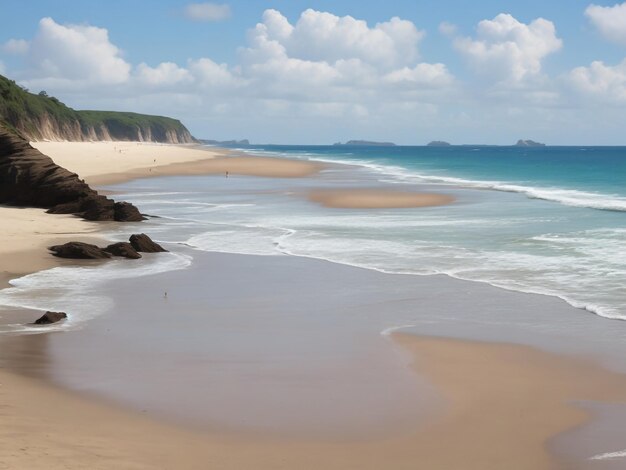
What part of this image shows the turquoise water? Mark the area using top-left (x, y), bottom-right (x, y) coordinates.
top-left (248, 145), bottom-right (626, 211)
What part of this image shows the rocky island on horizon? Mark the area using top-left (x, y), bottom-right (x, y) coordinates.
top-left (515, 139), bottom-right (546, 147)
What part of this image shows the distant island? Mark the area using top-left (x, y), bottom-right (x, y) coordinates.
top-left (200, 139), bottom-right (250, 146)
top-left (333, 140), bottom-right (396, 147)
top-left (0, 74), bottom-right (195, 143)
top-left (515, 139), bottom-right (546, 147)
top-left (427, 141), bottom-right (451, 147)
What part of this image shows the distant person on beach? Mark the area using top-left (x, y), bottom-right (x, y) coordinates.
top-left (226, 171), bottom-right (229, 178)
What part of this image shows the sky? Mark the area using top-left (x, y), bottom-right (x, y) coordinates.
top-left (1, 0), bottom-right (626, 144)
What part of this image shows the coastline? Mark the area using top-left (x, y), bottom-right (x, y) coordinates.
top-left (1, 140), bottom-right (625, 468)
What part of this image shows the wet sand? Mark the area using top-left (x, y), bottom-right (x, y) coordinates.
top-left (3, 331), bottom-right (626, 470)
top-left (3, 251), bottom-right (626, 469)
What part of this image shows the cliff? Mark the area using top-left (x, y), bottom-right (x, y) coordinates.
top-left (0, 74), bottom-right (196, 143)
top-left (0, 124), bottom-right (142, 221)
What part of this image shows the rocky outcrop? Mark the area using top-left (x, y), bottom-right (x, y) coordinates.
top-left (129, 233), bottom-right (168, 253)
top-left (49, 242), bottom-right (112, 259)
top-left (0, 125), bottom-right (143, 221)
top-left (34, 311), bottom-right (67, 325)
top-left (104, 242), bottom-right (142, 259)
top-left (50, 235), bottom-right (165, 260)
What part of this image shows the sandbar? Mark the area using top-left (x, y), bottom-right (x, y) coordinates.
top-left (309, 188), bottom-right (454, 208)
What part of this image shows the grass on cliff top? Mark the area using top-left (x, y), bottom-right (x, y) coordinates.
top-left (0, 73), bottom-right (190, 138)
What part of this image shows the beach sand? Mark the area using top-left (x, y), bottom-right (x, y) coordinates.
top-left (309, 188), bottom-right (455, 208)
top-left (32, 141), bottom-right (324, 185)
top-left (1, 141), bottom-right (624, 469)
top-left (2, 333), bottom-right (626, 469)
top-left (0, 207), bottom-right (103, 289)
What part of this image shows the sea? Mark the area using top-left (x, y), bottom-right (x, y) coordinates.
top-left (1, 143), bottom-right (625, 332)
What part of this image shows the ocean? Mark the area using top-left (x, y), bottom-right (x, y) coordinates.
top-left (1, 143), bottom-right (625, 332)
top-left (125, 144), bottom-right (626, 321)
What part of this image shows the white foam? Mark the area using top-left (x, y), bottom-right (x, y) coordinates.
top-left (305, 155), bottom-right (626, 212)
top-left (381, 325), bottom-right (417, 336)
top-left (590, 449), bottom-right (626, 460)
top-left (0, 252), bottom-right (192, 334)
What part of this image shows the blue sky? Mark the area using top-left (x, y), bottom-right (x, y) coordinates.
top-left (2, 1), bottom-right (626, 144)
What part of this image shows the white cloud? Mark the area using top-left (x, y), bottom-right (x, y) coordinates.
top-left (2, 39), bottom-right (29, 55)
top-left (184, 3), bottom-right (231, 22)
top-left (135, 62), bottom-right (193, 87)
top-left (569, 59), bottom-right (626, 102)
top-left (586, 2), bottom-right (626, 46)
top-left (384, 63), bottom-right (454, 87)
top-left (247, 9), bottom-right (424, 70)
top-left (454, 13), bottom-right (562, 84)
top-left (24, 17), bottom-right (130, 88)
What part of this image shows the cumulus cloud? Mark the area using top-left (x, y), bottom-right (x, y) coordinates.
top-left (236, 9), bottom-right (452, 102)
top-left (2, 39), bottom-right (29, 55)
top-left (24, 17), bottom-right (130, 88)
top-left (184, 3), bottom-right (231, 22)
top-left (135, 62), bottom-right (193, 87)
top-left (569, 59), bottom-right (626, 102)
top-left (586, 2), bottom-right (626, 46)
top-left (246, 9), bottom-right (424, 70)
top-left (2, 10), bottom-right (459, 141)
top-left (454, 13), bottom-right (562, 84)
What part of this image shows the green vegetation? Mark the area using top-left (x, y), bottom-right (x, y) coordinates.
top-left (0, 74), bottom-right (195, 142)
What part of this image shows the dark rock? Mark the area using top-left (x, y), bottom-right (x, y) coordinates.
top-left (114, 202), bottom-right (144, 222)
top-left (0, 125), bottom-right (143, 222)
top-left (34, 311), bottom-right (67, 325)
top-left (104, 242), bottom-right (142, 259)
top-left (49, 242), bottom-right (112, 259)
top-left (129, 233), bottom-right (168, 253)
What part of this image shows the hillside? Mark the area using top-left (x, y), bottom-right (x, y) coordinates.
top-left (0, 74), bottom-right (195, 143)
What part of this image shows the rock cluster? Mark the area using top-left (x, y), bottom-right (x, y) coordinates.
top-left (49, 234), bottom-right (167, 260)
top-left (0, 126), bottom-right (143, 221)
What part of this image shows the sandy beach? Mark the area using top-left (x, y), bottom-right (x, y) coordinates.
top-left (1, 141), bottom-right (625, 469)
top-left (32, 141), bottom-right (324, 186)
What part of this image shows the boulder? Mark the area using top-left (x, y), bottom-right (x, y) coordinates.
top-left (34, 311), bottom-right (67, 325)
top-left (0, 125), bottom-right (143, 222)
top-left (104, 242), bottom-right (142, 259)
top-left (114, 202), bottom-right (144, 222)
top-left (129, 233), bottom-right (168, 253)
top-left (49, 242), bottom-right (112, 259)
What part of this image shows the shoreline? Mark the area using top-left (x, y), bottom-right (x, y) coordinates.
top-left (1, 140), bottom-right (625, 468)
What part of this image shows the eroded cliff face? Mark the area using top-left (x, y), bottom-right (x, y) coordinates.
top-left (0, 125), bottom-right (143, 222)
top-left (16, 114), bottom-right (195, 144)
